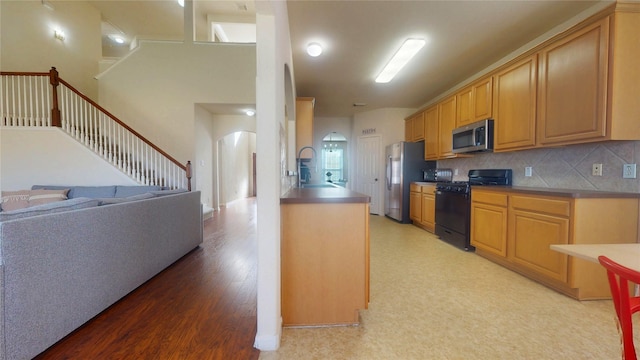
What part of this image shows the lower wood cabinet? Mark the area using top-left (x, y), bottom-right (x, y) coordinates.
top-left (471, 190), bottom-right (508, 257)
top-left (281, 202), bottom-right (370, 326)
top-left (471, 188), bottom-right (639, 300)
top-left (410, 183), bottom-right (436, 233)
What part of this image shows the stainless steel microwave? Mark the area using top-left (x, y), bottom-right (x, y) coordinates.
top-left (452, 119), bottom-right (494, 154)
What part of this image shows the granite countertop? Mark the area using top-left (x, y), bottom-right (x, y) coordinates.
top-left (281, 187), bottom-right (371, 204)
top-left (471, 185), bottom-right (640, 199)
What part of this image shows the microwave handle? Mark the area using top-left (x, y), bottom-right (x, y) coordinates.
top-left (475, 126), bottom-right (485, 146)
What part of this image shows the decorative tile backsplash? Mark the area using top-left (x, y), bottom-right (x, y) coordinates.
top-left (438, 140), bottom-right (640, 193)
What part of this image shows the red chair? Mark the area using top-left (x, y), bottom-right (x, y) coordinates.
top-left (598, 255), bottom-right (640, 360)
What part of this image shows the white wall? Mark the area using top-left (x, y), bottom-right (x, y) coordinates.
top-left (0, 0), bottom-right (102, 99)
top-left (254, 0), bottom-right (295, 351)
top-left (194, 106), bottom-right (256, 210)
top-left (351, 108), bottom-right (415, 214)
top-left (219, 131), bottom-right (256, 204)
top-left (0, 128), bottom-right (137, 191)
top-left (97, 41), bottom-right (256, 165)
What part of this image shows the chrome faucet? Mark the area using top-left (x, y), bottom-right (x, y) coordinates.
top-left (297, 146), bottom-right (317, 187)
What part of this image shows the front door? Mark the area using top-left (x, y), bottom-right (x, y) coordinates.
top-left (356, 135), bottom-right (381, 214)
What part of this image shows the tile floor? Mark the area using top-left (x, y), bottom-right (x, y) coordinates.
top-left (260, 214), bottom-right (639, 359)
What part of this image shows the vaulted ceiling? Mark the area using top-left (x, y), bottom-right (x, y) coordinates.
top-left (89, 0), bottom-right (609, 118)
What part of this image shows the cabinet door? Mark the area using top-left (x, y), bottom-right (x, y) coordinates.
top-left (424, 106), bottom-right (439, 160)
top-left (456, 86), bottom-right (473, 127)
top-left (508, 209), bottom-right (570, 283)
top-left (296, 97), bottom-right (315, 158)
top-left (421, 190), bottom-right (435, 232)
top-left (438, 95), bottom-right (457, 158)
top-left (493, 55), bottom-right (537, 151)
top-left (412, 112), bottom-right (425, 141)
top-left (471, 201), bottom-right (508, 257)
top-left (473, 77), bottom-right (493, 121)
top-left (538, 17), bottom-right (609, 145)
top-left (410, 191), bottom-right (422, 222)
top-left (405, 118), bottom-right (413, 142)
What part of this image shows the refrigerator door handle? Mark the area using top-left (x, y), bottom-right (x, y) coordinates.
top-left (386, 156), bottom-right (393, 190)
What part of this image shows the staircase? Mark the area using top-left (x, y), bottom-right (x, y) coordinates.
top-left (0, 67), bottom-right (191, 190)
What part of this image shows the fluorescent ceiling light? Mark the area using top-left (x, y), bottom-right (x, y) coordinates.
top-left (306, 42), bottom-right (323, 57)
top-left (375, 38), bottom-right (425, 83)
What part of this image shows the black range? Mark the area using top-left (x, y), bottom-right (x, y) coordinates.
top-left (434, 169), bottom-right (512, 251)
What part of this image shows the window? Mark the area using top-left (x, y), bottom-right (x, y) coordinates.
top-left (322, 148), bottom-right (343, 182)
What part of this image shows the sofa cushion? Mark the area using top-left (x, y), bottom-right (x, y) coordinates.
top-left (150, 188), bottom-right (188, 197)
top-left (1, 190), bottom-right (30, 211)
top-left (28, 189), bottom-right (69, 206)
top-left (98, 192), bottom-right (156, 205)
top-left (32, 185), bottom-right (116, 199)
top-left (0, 197), bottom-right (100, 222)
top-left (114, 186), bottom-right (163, 198)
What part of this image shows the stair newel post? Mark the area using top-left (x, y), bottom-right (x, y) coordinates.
top-left (186, 161), bottom-right (192, 191)
top-left (49, 67), bottom-right (62, 127)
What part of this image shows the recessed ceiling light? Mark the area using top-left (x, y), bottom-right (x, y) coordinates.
top-left (375, 38), bottom-right (426, 83)
top-left (178, 0), bottom-right (184, 7)
top-left (108, 35), bottom-right (125, 44)
top-left (246, 110), bottom-right (255, 116)
top-left (306, 42), bottom-right (323, 57)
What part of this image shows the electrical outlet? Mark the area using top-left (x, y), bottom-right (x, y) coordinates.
top-left (623, 164), bottom-right (637, 179)
top-left (525, 167), bottom-right (532, 177)
top-left (592, 163), bottom-right (603, 176)
top-left (454, 168), bottom-right (459, 176)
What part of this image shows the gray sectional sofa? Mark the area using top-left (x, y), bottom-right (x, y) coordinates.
top-left (0, 186), bottom-right (203, 360)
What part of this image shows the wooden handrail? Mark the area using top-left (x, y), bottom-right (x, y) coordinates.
top-left (1, 68), bottom-right (192, 190)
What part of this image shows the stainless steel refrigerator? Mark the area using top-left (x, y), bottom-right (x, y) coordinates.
top-left (384, 141), bottom-right (435, 223)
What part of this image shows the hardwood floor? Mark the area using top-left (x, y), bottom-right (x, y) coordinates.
top-left (35, 198), bottom-right (260, 360)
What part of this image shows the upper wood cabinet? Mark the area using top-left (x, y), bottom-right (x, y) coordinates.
top-left (405, 112), bottom-right (425, 142)
top-left (424, 105), bottom-right (439, 160)
top-left (404, 119), bottom-right (412, 142)
top-left (413, 112), bottom-right (425, 141)
top-left (438, 95), bottom-right (457, 158)
top-left (537, 17), bottom-right (609, 145)
top-left (493, 55), bottom-right (538, 151)
top-left (296, 97), bottom-right (315, 158)
top-left (456, 76), bottom-right (493, 127)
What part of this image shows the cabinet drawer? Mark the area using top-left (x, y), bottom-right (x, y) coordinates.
top-left (420, 184), bottom-right (436, 194)
top-left (510, 195), bottom-right (570, 217)
top-left (472, 191), bottom-right (508, 207)
top-left (410, 183), bottom-right (421, 192)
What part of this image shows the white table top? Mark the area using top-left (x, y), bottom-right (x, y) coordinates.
top-left (550, 244), bottom-right (640, 272)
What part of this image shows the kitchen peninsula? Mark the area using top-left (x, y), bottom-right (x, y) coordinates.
top-left (281, 186), bottom-right (370, 326)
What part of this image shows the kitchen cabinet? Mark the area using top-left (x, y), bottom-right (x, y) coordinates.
top-left (470, 190), bottom-right (508, 257)
top-left (424, 105), bottom-right (439, 160)
top-left (437, 95), bottom-right (457, 158)
top-left (296, 97), bottom-right (315, 158)
top-left (508, 195), bottom-right (570, 283)
top-left (410, 183), bottom-right (436, 233)
top-left (405, 111), bottom-right (425, 142)
top-left (409, 184), bottom-right (422, 222)
top-left (471, 187), bottom-right (640, 300)
top-left (537, 17), bottom-right (609, 145)
top-left (281, 188), bottom-right (370, 326)
top-left (493, 55), bottom-right (537, 151)
top-left (456, 76), bottom-right (493, 127)
top-left (420, 184), bottom-right (436, 232)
